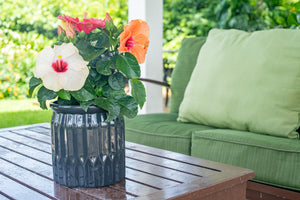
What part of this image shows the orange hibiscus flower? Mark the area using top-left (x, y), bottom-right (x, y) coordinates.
top-left (119, 20), bottom-right (149, 64)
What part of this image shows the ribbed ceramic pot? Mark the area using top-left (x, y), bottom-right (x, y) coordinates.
top-left (50, 103), bottom-right (125, 188)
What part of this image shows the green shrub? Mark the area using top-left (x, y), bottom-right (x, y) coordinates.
top-left (0, 0), bottom-right (127, 100)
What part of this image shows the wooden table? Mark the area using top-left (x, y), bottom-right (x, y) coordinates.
top-left (0, 123), bottom-right (254, 200)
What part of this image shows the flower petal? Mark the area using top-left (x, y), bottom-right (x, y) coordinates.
top-left (59, 67), bottom-right (89, 91)
top-left (66, 55), bottom-right (89, 71)
top-left (124, 20), bottom-right (149, 38)
top-left (131, 45), bottom-right (148, 64)
top-left (119, 30), bottom-right (132, 52)
top-left (54, 43), bottom-right (77, 59)
top-left (34, 47), bottom-right (55, 78)
top-left (42, 72), bottom-right (63, 92)
top-left (133, 34), bottom-right (149, 47)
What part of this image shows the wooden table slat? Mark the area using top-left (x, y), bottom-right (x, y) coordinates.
top-left (0, 159), bottom-right (56, 198)
top-left (0, 131), bottom-right (51, 153)
top-left (126, 142), bottom-right (250, 174)
top-left (0, 174), bottom-right (53, 200)
top-left (126, 157), bottom-right (198, 183)
top-left (75, 186), bottom-right (135, 200)
top-left (0, 193), bottom-right (13, 200)
top-left (108, 179), bottom-right (159, 197)
top-left (126, 149), bottom-right (218, 177)
top-left (9, 129), bottom-right (51, 144)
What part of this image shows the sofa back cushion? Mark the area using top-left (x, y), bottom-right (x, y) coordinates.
top-left (169, 37), bottom-right (206, 113)
top-left (178, 29), bottom-right (300, 139)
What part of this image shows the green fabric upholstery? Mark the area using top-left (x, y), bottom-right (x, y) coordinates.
top-left (169, 37), bottom-right (206, 113)
top-left (191, 129), bottom-right (300, 191)
top-left (178, 29), bottom-right (300, 139)
top-left (125, 113), bottom-right (214, 155)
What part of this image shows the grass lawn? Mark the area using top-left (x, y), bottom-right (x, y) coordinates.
top-left (0, 99), bottom-right (52, 128)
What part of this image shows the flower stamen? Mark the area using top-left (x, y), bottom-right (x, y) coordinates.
top-left (52, 55), bottom-right (68, 73)
top-left (125, 36), bottom-right (135, 51)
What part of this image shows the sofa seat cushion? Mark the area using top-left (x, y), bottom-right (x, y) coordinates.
top-left (191, 129), bottom-right (300, 191)
top-left (125, 113), bottom-right (214, 155)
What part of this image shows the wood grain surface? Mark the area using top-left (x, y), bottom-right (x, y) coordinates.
top-left (0, 123), bottom-right (254, 200)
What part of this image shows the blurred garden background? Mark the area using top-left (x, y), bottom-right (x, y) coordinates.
top-left (0, 0), bottom-right (299, 128)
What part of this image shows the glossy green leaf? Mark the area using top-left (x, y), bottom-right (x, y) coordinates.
top-left (95, 97), bottom-right (120, 121)
top-left (103, 85), bottom-right (126, 99)
top-left (96, 58), bottom-right (113, 75)
top-left (56, 89), bottom-right (71, 100)
top-left (95, 86), bottom-right (103, 97)
top-left (80, 100), bottom-right (95, 112)
top-left (29, 77), bottom-right (42, 97)
top-left (37, 86), bottom-right (57, 109)
top-left (130, 78), bottom-right (146, 109)
top-left (95, 33), bottom-right (110, 48)
top-left (70, 81), bottom-right (96, 101)
top-left (116, 53), bottom-right (140, 78)
top-left (108, 72), bottom-right (125, 90)
top-left (76, 39), bottom-right (105, 61)
top-left (118, 95), bottom-right (138, 118)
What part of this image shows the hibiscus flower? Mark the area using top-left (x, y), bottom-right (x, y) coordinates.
top-left (58, 13), bottom-right (106, 36)
top-left (75, 13), bottom-right (106, 33)
top-left (34, 43), bottom-right (89, 92)
top-left (58, 15), bottom-right (79, 38)
top-left (119, 20), bottom-right (149, 64)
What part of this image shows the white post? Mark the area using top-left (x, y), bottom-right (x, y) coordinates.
top-left (128, 0), bottom-right (164, 114)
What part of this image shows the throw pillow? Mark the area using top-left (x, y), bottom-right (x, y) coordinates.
top-left (178, 29), bottom-right (300, 139)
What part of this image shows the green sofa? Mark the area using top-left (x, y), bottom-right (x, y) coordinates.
top-left (125, 29), bottom-right (300, 199)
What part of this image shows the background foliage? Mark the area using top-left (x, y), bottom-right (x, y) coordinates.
top-left (0, 0), bottom-right (128, 99)
top-left (163, 0), bottom-right (300, 50)
top-left (1, 0), bottom-right (300, 100)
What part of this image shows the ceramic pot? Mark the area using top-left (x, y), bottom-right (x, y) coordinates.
top-left (50, 103), bottom-right (125, 188)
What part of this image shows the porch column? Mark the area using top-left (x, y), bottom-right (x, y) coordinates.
top-left (128, 0), bottom-right (163, 114)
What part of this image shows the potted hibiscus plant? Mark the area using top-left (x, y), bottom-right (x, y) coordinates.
top-left (29, 13), bottom-right (149, 121)
top-left (28, 13), bottom-right (149, 188)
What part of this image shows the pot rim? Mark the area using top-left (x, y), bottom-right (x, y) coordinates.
top-left (50, 102), bottom-right (107, 114)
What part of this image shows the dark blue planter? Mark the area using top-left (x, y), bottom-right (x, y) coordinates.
top-left (50, 103), bottom-right (125, 188)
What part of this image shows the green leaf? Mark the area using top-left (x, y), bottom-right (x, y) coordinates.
top-left (130, 78), bottom-right (146, 109)
top-left (116, 53), bottom-right (141, 78)
top-left (103, 85), bottom-right (126, 99)
top-left (95, 97), bottom-right (120, 121)
top-left (76, 39), bottom-right (105, 61)
top-left (96, 57), bottom-right (113, 75)
top-left (29, 77), bottom-right (42, 97)
top-left (106, 19), bottom-right (117, 33)
top-left (80, 100), bottom-right (95, 112)
top-left (56, 89), bottom-right (71, 100)
top-left (95, 75), bottom-right (109, 87)
top-left (95, 33), bottom-right (110, 48)
top-left (57, 96), bottom-right (78, 105)
top-left (116, 25), bottom-right (124, 37)
top-left (287, 13), bottom-right (298, 26)
top-left (95, 86), bottom-right (103, 97)
top-left (70, 80), bottom-right (96, 101)
top-left (108, 72), bottom-right (125, 90)
top-left (37, 86), bottom-right (57, 109)
top-left (118, 95), bottom-right (138, 118)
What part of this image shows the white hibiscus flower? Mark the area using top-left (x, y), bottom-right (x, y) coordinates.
top-left (34, 43), bottom-right (89, 92)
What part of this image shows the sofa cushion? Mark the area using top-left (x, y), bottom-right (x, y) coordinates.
top-left (178, 29), bottom-right (300, 138)
top-left (191, 129), bottom-right (300, 191)
top-left (169, 37), bottom-right (206, 113)
top-left (125, 113), bottom-right (214, 155)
